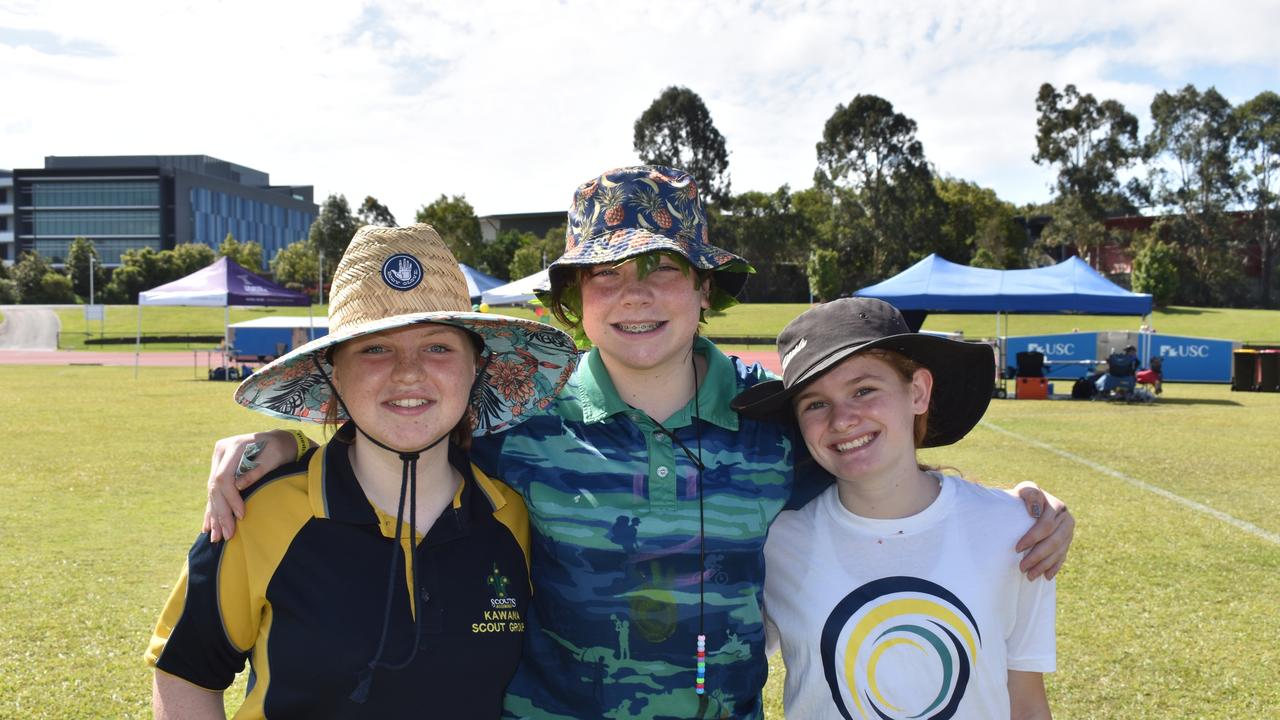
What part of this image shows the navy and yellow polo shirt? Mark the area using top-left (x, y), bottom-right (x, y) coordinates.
top-left (147, 434), bottom-right (532, 719)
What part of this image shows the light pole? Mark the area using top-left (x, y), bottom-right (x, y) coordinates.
top-left (318, 251), bottom-right (325, 306)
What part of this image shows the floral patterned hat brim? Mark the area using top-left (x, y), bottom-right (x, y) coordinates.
top-left (550, 228), bottom-right (752, 297)
top-left (551, 165), bottom-right (753, 298)
top-left (233, 311), bottom-right (579, 435)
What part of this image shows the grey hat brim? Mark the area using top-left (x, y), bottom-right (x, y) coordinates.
top-left (732, 333), bottom-right (994, 448)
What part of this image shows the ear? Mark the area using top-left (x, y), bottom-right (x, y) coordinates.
top-left (327, 345), bottom-right (347, 392)
top-left (910, 367), bottom-right (933, 414)
top-left (328, 362), bottom-right (342, 393)
top-left (699, 276), bottom-right (712, 311)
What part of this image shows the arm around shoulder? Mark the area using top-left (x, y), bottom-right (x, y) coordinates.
top-left (205, 429), bottom-right (313, 542)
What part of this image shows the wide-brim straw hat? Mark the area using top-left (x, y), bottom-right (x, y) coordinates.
top-left (732, 297), bottom-right (994, 448)
top-left (547, 165), bottom-right (752, 301)
top-left (235, 224), bottom-right (578, 435)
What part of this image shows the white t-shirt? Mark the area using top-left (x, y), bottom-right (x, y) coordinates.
top-left (764, 473), bottom-right (1055, 720)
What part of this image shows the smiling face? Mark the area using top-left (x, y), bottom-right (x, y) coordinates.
top-left (577, 252), bottom-right (711, 377)
top-left (792, 351), bottom-right (933, 486)
top-left (329, 323), bottom-right (477, 452)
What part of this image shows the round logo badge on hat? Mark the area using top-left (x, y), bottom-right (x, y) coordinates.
top-left (381, 253), bottom-right (423, 291)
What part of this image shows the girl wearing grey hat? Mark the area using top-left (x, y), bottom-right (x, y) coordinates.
top-left (734, 298), bottom-right (1055, 719)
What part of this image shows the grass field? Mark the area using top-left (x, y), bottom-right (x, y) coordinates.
top-left (52, 303), bottom-right (1280, 352)
top-left (2, 364), bottom-right (1278, 718)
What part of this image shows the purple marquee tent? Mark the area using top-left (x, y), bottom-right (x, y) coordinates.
top-left (135, 257), bottom-right (312, 375)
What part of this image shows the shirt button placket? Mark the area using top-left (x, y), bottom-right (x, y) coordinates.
top-left (646, 424), bottom-right (678, 511)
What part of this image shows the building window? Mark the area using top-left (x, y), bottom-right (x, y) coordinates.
top-left (31, 180), bottom-right (159, 208)
top-left (32, 209), bottom-right (160, 236)
top-left (189, 188), bottom-right (313, 268)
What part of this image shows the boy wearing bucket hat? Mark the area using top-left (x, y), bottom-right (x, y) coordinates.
top-left (733, 298), bottom-right (1055, 719)
top-left (199, 167), bottom-right (1073, 718)
top-left (147, 225), bottom-right (577, 718)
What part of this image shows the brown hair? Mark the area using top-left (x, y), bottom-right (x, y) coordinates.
top-left (859, 349), bottom-right (929, 448)
top-left (858, 349), bottom-right (959, 476)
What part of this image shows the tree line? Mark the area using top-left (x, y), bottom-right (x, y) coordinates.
top-left (5, 83), bottom-right (1275, 308)
top-left (639, 83), bottom-right (1279, 308)
top-left (0, 234), bottom-right (264, 304)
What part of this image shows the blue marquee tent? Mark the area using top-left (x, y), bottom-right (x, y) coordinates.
top-left (457, 263), bottom-right (505, 302)
top-left (855, 254), bottom-right (1152, 316)
top-left (856, 255), bottom-right (1154, 395)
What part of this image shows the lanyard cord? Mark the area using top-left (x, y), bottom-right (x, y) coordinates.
top-left (643, 358), bottom-right (707, 698)
top-left (311, 354), bottom-right (443, 703)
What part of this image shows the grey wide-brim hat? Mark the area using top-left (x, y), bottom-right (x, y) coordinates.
top-left (234, 224), bottom-right (578, 436)
top-left (731, 297), bottom-right (994, 448)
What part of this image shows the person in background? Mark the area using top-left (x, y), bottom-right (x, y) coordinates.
top-left (1096, 344), bottom-right (1140, 397)
top-left (734, 298), bottom-right (1055, 719)
top-left (147, 224), bottom-right (577, 718)
top-left (199, 166), bottom-right (1074, 719)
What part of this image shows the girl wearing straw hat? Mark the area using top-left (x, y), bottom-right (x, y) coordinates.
top-left (146, 224), bottom-right (577, 718)
top-left (733, 298), bottom-right (1055, 719)
top-left (198, 167), bottom-right (1074, 719)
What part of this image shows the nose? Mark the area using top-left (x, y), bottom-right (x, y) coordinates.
top-left (390, 349), bottom-right (425, 383)
top-left (618, 272), bottom-right (655, 307)
top-left (830, 399), bottom-right (859, 433)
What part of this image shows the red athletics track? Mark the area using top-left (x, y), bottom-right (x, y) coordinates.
top-left (1, 349), bottom-right (783, 374)
top-left (729, 350), bottom-right (781, 376)
top-left (0, 350), bottom-right (214, 367)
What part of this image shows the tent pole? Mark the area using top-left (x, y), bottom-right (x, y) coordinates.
top-left (134, 303), bottom-right (141, 379)
top-left (225, 304), bottom-right (231, 370)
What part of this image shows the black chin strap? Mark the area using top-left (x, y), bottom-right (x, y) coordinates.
top-left (311, 354), bottom-right (448, 703)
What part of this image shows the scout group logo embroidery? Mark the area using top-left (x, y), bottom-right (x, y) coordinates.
top-left (487, 563), bottom-right (514, 607)
top-left (472, 563), bottom-right (523, 634)
top-left (381, 253), bottom-right (423, 290)
top-left (820, 576), bottom-right (981, 720)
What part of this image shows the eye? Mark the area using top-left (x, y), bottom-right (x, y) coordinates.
top-left (589, 267), bottom-right (619, 278)
top-left (853, 387), bottom-right (875, 398)
top-left (801, 399), bottom-right (828, 413)
top-left (359, 344), bottom-right (389, 355)
top-left (426, 343), bottom-right (452, 354)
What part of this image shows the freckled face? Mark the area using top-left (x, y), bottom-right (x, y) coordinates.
top-left (330, 324), bottom-right (476, 451)
top-left (578, 253), bottom-right (711, 376)
top-left (792, 354), bottom-right (932, 484)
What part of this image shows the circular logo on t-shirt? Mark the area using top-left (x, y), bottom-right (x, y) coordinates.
top-left (381, 253), bottom-right (423, 291)
top-left (820, 576), bottom-right (981, 720)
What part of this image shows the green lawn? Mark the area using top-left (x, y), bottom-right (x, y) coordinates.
top-left (706, 304), bottom-right (1280, 345)
top-left (1, 365), bottom-right (1277, 718)
top-left (54, 305), bottom-right (330, 351)
top-left (52, 303), bottom-right (1280, 352)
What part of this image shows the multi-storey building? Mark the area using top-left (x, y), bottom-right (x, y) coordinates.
top-left (12, 155), bottom-right (317, 267)
top-left (0, 170), bottom-right (13, 264)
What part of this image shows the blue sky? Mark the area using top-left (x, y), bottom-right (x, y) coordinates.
top-left (2, 0), bottom-right (1277, 223)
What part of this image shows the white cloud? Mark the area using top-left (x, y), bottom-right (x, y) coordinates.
top-left (2, 0), bottom-right (1277, 225)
